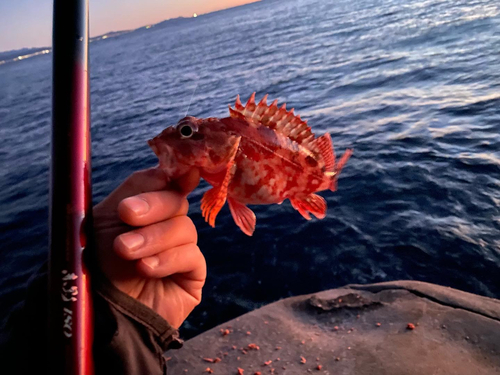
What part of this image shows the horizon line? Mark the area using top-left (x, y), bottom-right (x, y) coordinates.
top-left (0, 0), bottom-right (261, 54)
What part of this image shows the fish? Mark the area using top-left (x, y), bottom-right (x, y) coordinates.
top-left (148, 93), bottom-right (353, 236)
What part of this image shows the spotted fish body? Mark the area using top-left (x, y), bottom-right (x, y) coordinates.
top-left (148, 93), bottom-right (352, 236)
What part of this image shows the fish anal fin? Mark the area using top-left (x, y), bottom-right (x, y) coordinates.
top-left (290, 194), bottom-right (327, 220)
top-left (228, 197), bottom-right (256, 236)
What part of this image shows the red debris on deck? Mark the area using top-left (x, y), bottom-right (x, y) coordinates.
top-left (221, 329), bottom-right (231, 336)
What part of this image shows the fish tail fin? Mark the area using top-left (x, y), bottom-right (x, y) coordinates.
top-left (327, 149), bottom-right (353, 192)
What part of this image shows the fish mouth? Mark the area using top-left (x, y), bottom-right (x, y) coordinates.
top-left (147, 138), bottom-right (159, 156)
top-left (148, 137), bottom-right (176, 158)
top-left (148, 138), bottom-right (177, 167)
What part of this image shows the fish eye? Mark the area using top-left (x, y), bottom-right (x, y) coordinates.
top-left (179, 124), bottom-right (194, 139)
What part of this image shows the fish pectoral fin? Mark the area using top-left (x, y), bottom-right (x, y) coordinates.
top-left (228, 197), bottom-right (256, 236)
top-left (201, 161), bottom-right (237, 227)
top-left (221, 135), bottom-right (242, 164)
top-left (290, 194), bottom-right (327, 220)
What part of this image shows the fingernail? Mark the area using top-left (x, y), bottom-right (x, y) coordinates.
top-left (143, 256), bottom-right (159, 269)
top-left (120, 232), bottom-right (144, 252)
top-left (124, 197), bottom-right (150, 216)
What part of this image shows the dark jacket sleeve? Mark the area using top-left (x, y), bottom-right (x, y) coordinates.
top-left (0, 263), bottom-right (182, 375)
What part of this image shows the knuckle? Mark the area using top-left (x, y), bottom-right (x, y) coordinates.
top-left (117, 202), bottom-right (139, 226)
top-left (159, 191), bottom-right (185, 211)
top-left (182, 215), bottom-right (196, 228)
top-left (193, 294), bottom-right (203, 306)
top-left (193, 244), bottom-right (204, 260)
top-left (178, 216), bottom-right (198, 239)
top-left (113, 235), bottom-right (133, 260)
top-left (156, 191), bottom-right (179, 210)
top-left (180, 197), bottom-right (190, 214)
top-left (146, 225), bottom-right (164, 246)
top-left (191, 244), bottom-right (207, 276)
top-left (139, 260), bottom-right (157, 277)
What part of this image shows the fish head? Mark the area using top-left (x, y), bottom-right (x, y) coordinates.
top-left (148, 116), bottom-right (238, 179)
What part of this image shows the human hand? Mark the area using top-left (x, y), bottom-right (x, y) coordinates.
top-left (93, 167), bottom-right (205, 328)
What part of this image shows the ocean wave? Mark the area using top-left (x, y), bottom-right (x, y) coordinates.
top-left (1, 0), bottom-right (499, 337)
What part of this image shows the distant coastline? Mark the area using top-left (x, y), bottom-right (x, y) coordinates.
top-left (0, 14), bottom-right (209, 65)
top-left (0, 0), bottom-right (262, 61)
top-left (0, 30), bottom-right (128, 66)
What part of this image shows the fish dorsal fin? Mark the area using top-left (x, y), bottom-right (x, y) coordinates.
top-left (229, 93), bottom-right (315, 145)
top-left (304, 133), bottom-right (336, 172)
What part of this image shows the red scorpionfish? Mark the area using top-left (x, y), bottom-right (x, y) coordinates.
top-left (148, 93), bottom-right (353, 236)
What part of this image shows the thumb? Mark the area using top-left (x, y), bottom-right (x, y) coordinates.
top-left (97, 167), bottom-right (170, 210)
top-left (169, 168), bottom-right (200, 196)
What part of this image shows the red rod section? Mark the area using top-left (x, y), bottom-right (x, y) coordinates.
top-left (49, 0), bottom-right (94, 374)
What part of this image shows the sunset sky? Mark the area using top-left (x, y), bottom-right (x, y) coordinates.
top-left (0, 0), bottom-right (259, 52)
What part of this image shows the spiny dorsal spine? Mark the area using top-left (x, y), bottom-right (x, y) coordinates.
top-left (230, 92), bottom-right (315, 146)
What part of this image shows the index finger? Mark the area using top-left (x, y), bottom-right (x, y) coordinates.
top-left (118, 190), bottom-right (188, 227)
top-left (116, 168), bottom-right (200, 226)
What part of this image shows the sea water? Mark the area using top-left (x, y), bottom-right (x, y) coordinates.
top-left (0, 0), bottom-right (499, 337)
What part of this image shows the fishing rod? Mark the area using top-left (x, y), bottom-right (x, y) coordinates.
top-left (49, 0), bottom-right (94, 374)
